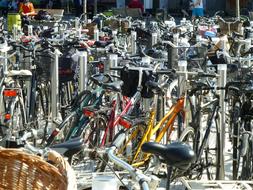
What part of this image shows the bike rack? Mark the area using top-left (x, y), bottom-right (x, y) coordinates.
top-left (51, 49), bottom-right (62, 130)
top-left (131, 31), bottom-right (137, 55)
top-left (78, 51), bottom-right (88, 92)
top-left (151, 32), bottom-right (158, 46)
top-left (28, 25), bottom-right (33, 36)
top-left (217, 64), bottom-right (227, 180)
top-left (183, 180), bottom-right (253, 190)
top-left (109, 54), bottom-right (118, 76)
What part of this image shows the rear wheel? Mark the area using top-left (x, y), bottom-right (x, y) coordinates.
top-left (71, 114), bottom-right (109, 172)
top-left (179, 123), bottom-right (221, 180)
top-left (10, 98), bottom-right (26, 132)
top-left (232, 103), bottom-right (241, 180)
top-left (238, 120), bottom-right (253, 180)
top-left (178, 127), bottom-right (196, 179)
top-left (116, 123), bottom-right (147, 166)
top-left (204, 116), bottom-right (221, 180)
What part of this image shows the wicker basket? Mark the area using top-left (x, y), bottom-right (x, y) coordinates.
top-left (217, 18), bottom-right (243, 35)
top-left (0, 148), bottom-right (76, 190)
top-left (84, 22), bottom-right (97, 36)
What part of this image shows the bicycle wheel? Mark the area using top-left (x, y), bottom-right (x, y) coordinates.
top-left (231, 102), bottom-right (241, 180)
top-left (81, 113), bottom-right (109, 147)
top-left (71, 113), bottom-right (109, 172)
top-left (179, 127), bottom-right (197, 179)
top-left (116, 122), bottom-right (147, 166)
top-left (240, 140), bottom-right (253, 180)
top-left (204, 115), bottom-right (221, 180)
top-left (238, 120), bottom-right (253, 180)
top-left (9, 97), bottom-right (26, 134)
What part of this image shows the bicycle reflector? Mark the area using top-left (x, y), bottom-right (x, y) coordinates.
top-left (5, 113), bottom-right (11, 120)
top-left (118, 117), bottom-right (132, 129)
top-left (52, 129), bottom-right (59, 137)
top-left (3, 90), bottom-right (17, 97)
top-left (83, 108), bottom-right (95, 117)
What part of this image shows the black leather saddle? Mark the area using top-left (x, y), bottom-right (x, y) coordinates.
top-left (51, 137), bottom-right (84, 159)
top-left (142, 141), bottom-right (195, 170)
top-left (145, 81), bottom-right (164, 95)
top-left (90, 73), bottom-right (112, 86)
top-left (102, 81), bottom-right (124, 92)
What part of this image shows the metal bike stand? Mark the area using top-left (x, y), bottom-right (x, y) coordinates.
top-left (78, 51), bottom-right (88, 92)
top-left (236, 0), bottom-right (240, 19)
top-left (0, 48), bottom-right (10, 145)
top-left (94, 29), bottom-right (99, 41)
top-left (217, 64), bottom-right (227, 180)
top-left (141, 57), bottom-right (152, 115)
top-left (109, 54), bottom-right (118, 76)
top-left (100, 19), bottom-right (103, 30)
top-left (177, 60), bottom-right (187, 97)
top-left (245, 38), bottom-right (251, 67)
top-left (131, 31), bottom-right (137, 55)
top-left (75, 17), bottom-right (79, 31)
top-left (12, 24), bottom-right (18, 41)
top-left (184, 180), bottom-right (253, 190)
top-left (28, 25), bottom-right (33, 36)
top-left (59, 27), bottom-right (64, 38)
top-left (51, 49), bottom-right (62, 130)
top-left (177, 60), bottom-right (187, 137)
top-left (151, 32), bottom-right (158, 46)
top-left (2, 51), bottom-right (8, 76)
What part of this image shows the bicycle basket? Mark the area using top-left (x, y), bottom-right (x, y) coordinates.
top-left (35, 51), bottom-right (53, 81)
top-left (35, 48), bottom-right (76, 83)
top-left (120, 67), bottom-right (154, 98)
top-left (218, 18), bottom-right (243, 35)
top-left (59, 50), bottom-right (75, 83)
top-left (0, 148), bottom-right (76, 190)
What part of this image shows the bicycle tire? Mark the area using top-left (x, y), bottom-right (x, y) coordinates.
top-left (238, 120), bottom-right (253, 180)
top-left (9, 97), bottom-right (26, 134)
top-left (116, 122), bottom-right (147, 165)
top-left (179, 127), bottom-right (197, 179)
top-left (231, 103), bottom-right (241, 180)
top-left (204, 115), bottom-right (221, 180)
top-left (71, 113), bottom-right (109, 172)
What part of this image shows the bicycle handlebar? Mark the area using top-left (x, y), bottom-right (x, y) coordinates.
top-left (108, 134), bottom-right (150, 190)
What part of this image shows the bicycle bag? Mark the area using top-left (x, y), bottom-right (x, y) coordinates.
top-left (120, 67), bottom-right (154, 98)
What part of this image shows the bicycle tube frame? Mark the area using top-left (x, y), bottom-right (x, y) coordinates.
top-left (100, 93), bottom-right (131, 147)
top-left (131, 97), bottom-right (185, 167)
top-left (100, 92), bottom-right (140, 146)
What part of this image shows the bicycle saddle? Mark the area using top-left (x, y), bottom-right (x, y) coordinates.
top-left (102, 80), bottom-right (124, 92)
top-left (145, 81), bottom-right (165, 95)
top-left (94, 41), bottom-right (112, 48)
top-left (142, 142), bottom-right (195, 170)
top-left (90, 73), bottom-right (112, 86)
top-left (50, 137), bottom-right (84, 159)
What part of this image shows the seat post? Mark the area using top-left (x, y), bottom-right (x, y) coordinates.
top-left (166, 165), bottom-right (173, 190)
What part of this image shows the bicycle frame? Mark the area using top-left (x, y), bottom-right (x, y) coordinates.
top-left (119, 96), bottom-right (186, 167)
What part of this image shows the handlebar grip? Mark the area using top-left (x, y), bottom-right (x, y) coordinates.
top-left (45, 128), bottom-right (60, 147)
top-left (112, 133), bottom-right (126, 148)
